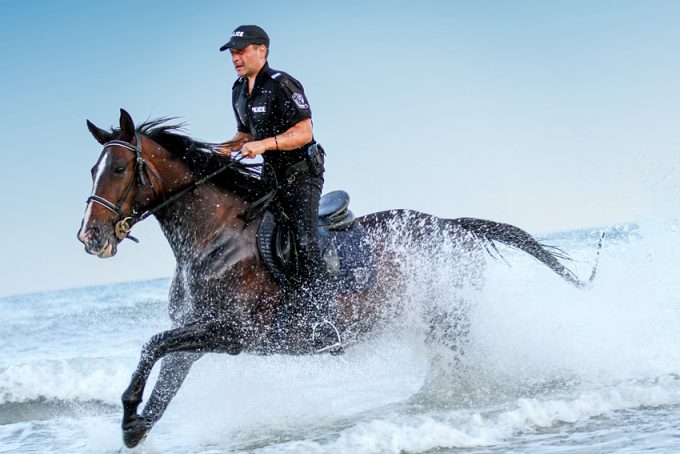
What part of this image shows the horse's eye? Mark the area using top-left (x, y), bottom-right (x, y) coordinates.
top-left (113, 165), bottom-right (127, 175)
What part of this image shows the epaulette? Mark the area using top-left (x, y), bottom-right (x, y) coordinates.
top-left (268, 69), bottom-right (283, 80)
top-left (266, 68), bottom-right (304, 92)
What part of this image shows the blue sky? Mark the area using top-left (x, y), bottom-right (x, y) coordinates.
top-left (1, 0), bottom-right (679, 296)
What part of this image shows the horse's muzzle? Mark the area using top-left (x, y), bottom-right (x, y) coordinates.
top-left (78, 226), bottom-right (118, 258)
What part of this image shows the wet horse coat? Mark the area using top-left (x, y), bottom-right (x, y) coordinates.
top-left (78, 110), bottom-right (593, 447)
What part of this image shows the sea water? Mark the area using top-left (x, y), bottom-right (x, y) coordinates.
top-left (2, 221), bottom-right (680, 453)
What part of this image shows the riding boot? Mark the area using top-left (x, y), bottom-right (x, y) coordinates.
top-left (308, 278), bottom-right (344, 355)
top-left (275, 170), bottom-right (344, 354)
top-left (293, 215), bottom-right (343, 353)
top-left (267, 274), bottom-right (342, 354)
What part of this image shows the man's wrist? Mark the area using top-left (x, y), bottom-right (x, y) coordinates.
top-left (268, 136), bottom-right (278, 151)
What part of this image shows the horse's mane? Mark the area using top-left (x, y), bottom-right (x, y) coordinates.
top-left (114, 118), bottom-right (266, 202)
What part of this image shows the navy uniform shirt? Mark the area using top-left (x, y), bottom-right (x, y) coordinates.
top-left (232, 62), bottom-right (313, 174)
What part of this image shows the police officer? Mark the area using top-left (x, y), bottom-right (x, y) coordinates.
top-left (216, 25), bottom-right (341, 354)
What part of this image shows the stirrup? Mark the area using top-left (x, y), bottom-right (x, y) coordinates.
top-left (312, 320), bottom-right (344, 355)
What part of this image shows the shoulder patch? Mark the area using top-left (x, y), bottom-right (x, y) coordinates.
top-left (292, 92), bottom-right (308, 109)
top-left (271, 72), bottom-right (282, 79)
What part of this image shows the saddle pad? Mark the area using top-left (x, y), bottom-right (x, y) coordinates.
top-left (330, 222), bottom-right (375, 293)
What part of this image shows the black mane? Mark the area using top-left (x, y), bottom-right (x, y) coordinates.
top-left (115, 118), bottom-right (266, 202)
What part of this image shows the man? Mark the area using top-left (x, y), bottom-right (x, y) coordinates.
top-left (216, 25), bottom-right (341, 354)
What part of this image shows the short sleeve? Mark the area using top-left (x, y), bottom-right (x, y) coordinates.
top-left (274, 76), bottom-right (312, 127)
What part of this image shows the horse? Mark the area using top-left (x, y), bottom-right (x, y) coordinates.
top-left (77, 109), bottom-right (595, 448)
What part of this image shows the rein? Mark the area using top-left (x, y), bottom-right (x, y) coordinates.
top-left (86, 133), bottom-right (247, 243)
top-left (136, 154), bottom-right (246, 222)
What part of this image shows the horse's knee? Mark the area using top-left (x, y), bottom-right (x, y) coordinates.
top-left (139, 332), bottom-right (167, 366)
top-left (143, 333), bottom-right (163, 354)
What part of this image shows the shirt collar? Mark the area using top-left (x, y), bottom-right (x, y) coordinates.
top-left (249, 62), bottom-right (270, 94)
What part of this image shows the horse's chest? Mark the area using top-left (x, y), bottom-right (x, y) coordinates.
top-left (171, 264), bottom-right (249, 320)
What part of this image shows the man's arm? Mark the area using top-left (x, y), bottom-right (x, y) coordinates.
top-left (215, 131), bottom-right (254, 155)
top-left (239, 118), bottom-right (313, 159)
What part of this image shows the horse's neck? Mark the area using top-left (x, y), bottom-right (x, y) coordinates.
top-left (154, 184), bottom-right (251, 262)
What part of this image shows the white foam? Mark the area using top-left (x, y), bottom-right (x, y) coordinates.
top-left (466, 221), bottom-right (680, 388)
top-left (0, 356), bottom-right (137, 405)
top-left (139, 335), bottom-right (430, 451)
top-left (250, 376), bottom-right (680, 453)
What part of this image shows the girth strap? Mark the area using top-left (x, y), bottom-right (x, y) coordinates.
top-left (240, 188), bottom-right (277, 222)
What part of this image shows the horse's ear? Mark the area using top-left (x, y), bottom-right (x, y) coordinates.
top-left (119, 108), bottom-right (136, 143)
top-left (86, 119), bottom-right (113, 145)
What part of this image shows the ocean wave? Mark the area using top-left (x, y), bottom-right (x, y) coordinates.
top-left (0, 357), bottom-right (136, 407)
top-left (0, 397), bottom-right (117, 425)
top-left (248, 375), bottom-right (680, 454)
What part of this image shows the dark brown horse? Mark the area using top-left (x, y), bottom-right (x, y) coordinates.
top-left (77, 109), bottom-right (593, 448)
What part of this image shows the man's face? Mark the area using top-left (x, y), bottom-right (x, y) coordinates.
top-left (230, 44), bottom-right (266, 78)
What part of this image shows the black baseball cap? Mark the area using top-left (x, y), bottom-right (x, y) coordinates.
top-left (219, 25), bottom-right (270, 51)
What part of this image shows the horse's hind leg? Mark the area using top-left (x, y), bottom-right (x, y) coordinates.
top-left (121, 323), bottom-right (242, 448)
top-left (425, 301), bottom-right (471, 359)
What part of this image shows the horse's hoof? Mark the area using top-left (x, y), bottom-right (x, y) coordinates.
top-left (122, 415), bottom-right (150, 448)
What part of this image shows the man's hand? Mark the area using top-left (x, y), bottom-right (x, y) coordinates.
top-left (215, 134), bottom-right (254, 156)
top-left (215, 140), bottom-right (243, 156)
top-left (240, 140), bottom-right (269, 159)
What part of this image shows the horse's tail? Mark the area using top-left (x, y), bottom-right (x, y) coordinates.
top-left (451, 217), bottom-right (602, 289)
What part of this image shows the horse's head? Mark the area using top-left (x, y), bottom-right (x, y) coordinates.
top-left (78, 109), bottom-right (163, 258)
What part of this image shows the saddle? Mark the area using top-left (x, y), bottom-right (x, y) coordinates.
top-left (256, 190), bottom-right (375, 293)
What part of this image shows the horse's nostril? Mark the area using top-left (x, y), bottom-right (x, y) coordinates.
top-left (79, 226), bottom-right (93, 243)
top-left (80, 226), bottom-right (102, 249)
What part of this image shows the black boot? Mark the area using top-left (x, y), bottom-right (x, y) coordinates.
top-left (266, 287), bottom-right (309, 354)
top-left (305, 277), bottom-right (344, 355)
top-left (275, 171), bottom-right (343, 354)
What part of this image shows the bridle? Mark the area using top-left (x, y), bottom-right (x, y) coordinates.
top-left (86, 132), bottom-right (248, 243)
top-left (86, 132), bottom-right (162, 242)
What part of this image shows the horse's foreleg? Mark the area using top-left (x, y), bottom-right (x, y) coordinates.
top-left (141, 352), bottom-right (202, 424)
top-left (121, 323), bottom-right (242, 448)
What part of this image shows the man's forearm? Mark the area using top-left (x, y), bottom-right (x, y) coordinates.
top-left (239, 119), bottom-right (313, 158)
top-left (265, 119), bottom-right (313, 151)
